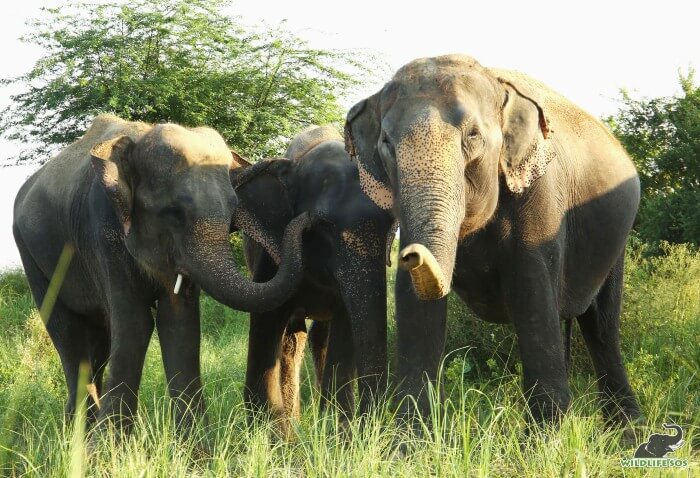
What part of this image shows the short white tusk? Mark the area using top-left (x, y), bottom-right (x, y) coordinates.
top-left (173, 273), bottom-right (183, 295)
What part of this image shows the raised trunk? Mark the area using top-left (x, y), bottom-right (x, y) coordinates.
top-left (182, 212), bottom-right (310, 313)
top-left (663, 423), bottom-right (684, 447)
top-left (396, 121), bottom-right (465, 300)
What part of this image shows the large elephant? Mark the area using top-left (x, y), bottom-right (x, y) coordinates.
top-left (230, 126), bottom-right (394, 423)
top-left (634, 423), bottom-right (684, 458)
top-left (12, 114), bottom-right (310, 432)
top-left (344, 54), bottom-right (641, 424)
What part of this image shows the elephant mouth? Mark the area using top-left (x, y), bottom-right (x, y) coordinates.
top-left (399, 243), bottom-right (450, 300)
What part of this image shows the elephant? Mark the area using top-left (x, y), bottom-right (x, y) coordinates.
top-left (634, 424), bottom-right (684, 458)
top-left (229, 126), bottom-right (395, 424)
top-left (344, 54), bottom-right (642, 425)
top-left (12, 114), bottom-right (310, 432)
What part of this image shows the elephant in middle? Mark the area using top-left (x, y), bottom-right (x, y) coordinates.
top-left (230, 126), bottom-right (395, 420)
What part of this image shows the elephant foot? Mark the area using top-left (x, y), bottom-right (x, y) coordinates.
top-left (271, 413), bottom-right (304, 443)
top-left (172, 399), bottom-right (208, 438)
top-left (601, 394), bottom-right (643, 429)
top-left (620, 425), bottom-right (643, 450)
top-left (526, 402), bottom-right (567, 429)
top-left (189, 437), bottom-right (215, 461)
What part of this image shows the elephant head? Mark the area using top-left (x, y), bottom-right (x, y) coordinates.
top-left (229, 154), bottom-right (346, 261)
top-left (345, 54), bottom-right (552, 299)
top-left (230, 125), bottom-right (395, 265)
top-left (229, 158), bottom-right (298, 264)
top-left (90, 121), bottom-right (309, 312)
top-left (634, 423), bottom-right (684, 458)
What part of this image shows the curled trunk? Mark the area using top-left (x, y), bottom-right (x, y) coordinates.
top-left (183, 212), bottom-right (310, 313)
top-left (663, 423), bottom-right (684, 446)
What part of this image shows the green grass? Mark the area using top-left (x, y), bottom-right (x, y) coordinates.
top-left (0, 242), bottom-right (698, 476)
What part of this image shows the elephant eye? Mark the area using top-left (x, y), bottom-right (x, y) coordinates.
top-left (381, 134), bottom-right (392, 147)
top-left (462, 127), bottom-right (485, 160)
top-left (466, 127), bottom-right (480, 139)
top-left (158, 204), bottom-right (186, 226)
top-left (379, 133), bottom-right (395, 158)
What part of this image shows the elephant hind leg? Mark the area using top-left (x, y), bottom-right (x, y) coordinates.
top-left (43, 304), bottom-right (95, 421)
top-left (577, 254), bottom-right (641, 424)
top-left (308, 321), bottom-right (330, 387)
top-left (279, 313), bottom-right (308, 420)
top-left (86, 323), bottom-right (110, 423)
top-left (17, 242), bottom-right (92, 421)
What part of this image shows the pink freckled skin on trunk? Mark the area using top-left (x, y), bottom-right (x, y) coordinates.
top-left (357, 162), bottom-right (394, 210)
top-left (396, 113), bottom-right (465, 299)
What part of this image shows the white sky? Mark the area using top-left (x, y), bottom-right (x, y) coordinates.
top-left (1, 0), bottom-right (698, 268)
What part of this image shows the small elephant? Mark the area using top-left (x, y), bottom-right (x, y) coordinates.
top-left (230, 126), bottom-right (395, 422)
top-left (13, 114), bottom-right (309, 432)
top-left (634, 423), bottom-right (684, 458)
top-left (345, 55), bottom-right (642, 425)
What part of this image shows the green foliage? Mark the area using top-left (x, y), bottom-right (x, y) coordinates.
top-left (0, 0), bottom-right (368, 161)
top-left (228, 231), bottom-right (246, 272)
top-left (606, 71), bottom-right (700, 245)
top-left (0, 269), bottom-right (31, 297)
top-left (1, 245), bottom-right (698, 475)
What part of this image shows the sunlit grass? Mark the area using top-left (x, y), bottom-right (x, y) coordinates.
top-left (0, 243), bottom-right (698, 476)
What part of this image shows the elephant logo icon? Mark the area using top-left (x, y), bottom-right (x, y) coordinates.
top-left (634, 423), bottom-right (684, 458)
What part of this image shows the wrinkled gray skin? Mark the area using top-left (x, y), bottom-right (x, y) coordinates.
top-left (634, 423), bottom-right (684, 458)
top-left (13, 115), bottom-right (309, 433)
top-left (230, 126), bottom-right (394, 429)
top-left (345, 55), bottom-right (641, 425)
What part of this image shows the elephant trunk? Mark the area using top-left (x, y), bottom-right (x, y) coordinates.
top-left (396, 118), bottom-right (465, 300)
top-left (181, 212), bottom-right (310, 313)
top-left (399, 243), bottom-right (451, 299)
top-left (663, 423), bottom-right (684, 447)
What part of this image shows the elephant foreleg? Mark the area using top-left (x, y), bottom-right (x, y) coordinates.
top-left (99, 300), bottom-right (154, 431)
top-left (156, 284), bottom-right (205, 431)
top-left (394, 236), bottom-right (448, 422)
top-left (244, 249), bottom-right (290, 424)
top-left (319, 308), bottom-right (356, 416)
top-left (244, 306), bottom-right (290, 424)
top-left (335, 242), bottom-right (389, 416)
top-left (508, 248), bottom-right (570, 425)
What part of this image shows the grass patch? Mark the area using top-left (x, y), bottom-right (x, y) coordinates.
top-left (0, 243), bottom-right (698, 476)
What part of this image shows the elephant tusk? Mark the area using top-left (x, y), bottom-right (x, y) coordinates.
top-left (173, 273), bottom-right (183, 295)
top-left (86, 383), bottom-right (101, 409)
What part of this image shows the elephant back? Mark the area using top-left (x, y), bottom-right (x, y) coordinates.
top-left (59, 114), bottom-right (152, 166)
top-left (488, 67), bottom-right (615, 142)
top-left (285, 125), bottom-right (343, 162)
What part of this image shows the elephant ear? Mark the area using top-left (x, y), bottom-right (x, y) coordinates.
top-left (90, 135), bottom-right (135, 233)
top-left (493, 69), bottom-right (554, 194)
top-left (231, 158), bottom-right (281, 189)
top-left (344, 91), bottom-right (394, 210)
top-left (230, 150), bottom-right (252, 169)
top-left (230, 159), bottom-right (296, 263)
